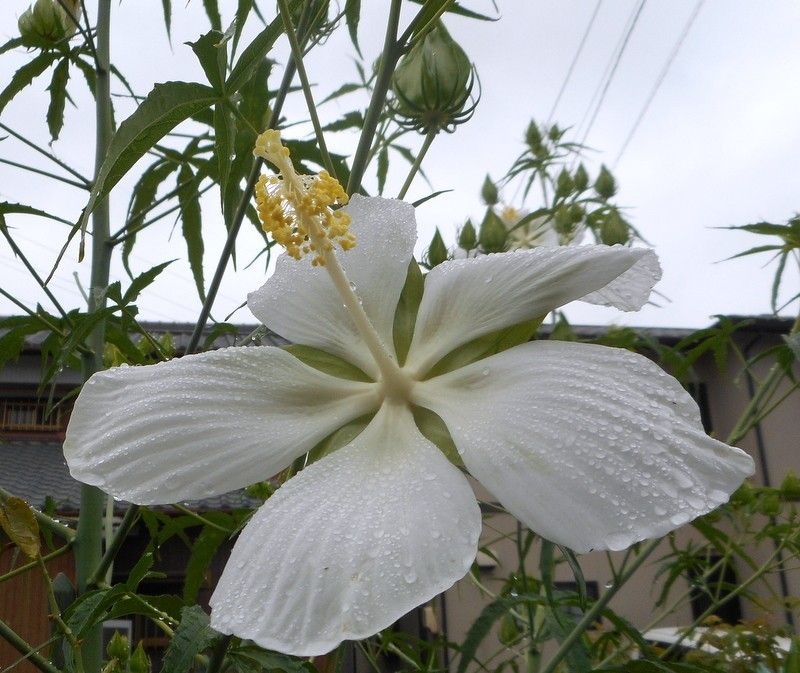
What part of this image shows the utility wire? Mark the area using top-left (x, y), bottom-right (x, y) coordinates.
top-left (546, 0), bottom-right (604, 127)
top-left (613, 0), bottom-right (706, 167)
top-left (574, 0), bottom-right (648, 151)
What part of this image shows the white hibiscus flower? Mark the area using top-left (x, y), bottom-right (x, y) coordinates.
top-left (63, 132), bottom-right (753, 656)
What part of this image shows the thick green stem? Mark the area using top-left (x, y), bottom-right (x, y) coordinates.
top-left (0, 618), bottom-right (62, 673)
top-left (74, 2), bottom-right (113, 671)
top-left (397, 127), bottom-right (437, 199)
top-left (86, 505), bottom-right (140, 589)
top-left (345, 0), bottom-right (403, 196)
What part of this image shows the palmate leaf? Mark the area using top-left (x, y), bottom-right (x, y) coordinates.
top-left (190, 30), bottom-right (227, 93)
top-left (76, 81), bottom-right (219, 257)
top-left (177, 164), bottom-right (206, 301)
top-left (0, 51), bottom-right (57, 115)
top-left (344, 0), bottom-right (362, 54)
top-left (225, 7), bottom-right (291, 93)
top-left (46, 57), bottom-right (70, 142)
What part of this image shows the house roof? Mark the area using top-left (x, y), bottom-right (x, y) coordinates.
top-left (0, 439), bottom-right (258, 513)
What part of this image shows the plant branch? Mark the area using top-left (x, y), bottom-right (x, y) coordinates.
top-left (86, 504), bottom-right (140, 588)
top-left (0, 543), bottom-right (74, 585)
top-left (0, 618), bottom-right (62, 673)
top-left (0, 157), bottom-right (90, 190)
top-left (0, 123), bottom-right (91, 186)
top-left (397, 127), bottom-right (437, 199)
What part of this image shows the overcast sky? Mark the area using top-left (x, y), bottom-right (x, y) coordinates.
top-left (1, 1), bottom-right (798, 329)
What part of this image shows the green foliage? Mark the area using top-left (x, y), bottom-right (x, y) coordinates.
top-left (160, 606), bottom-right (218, 673)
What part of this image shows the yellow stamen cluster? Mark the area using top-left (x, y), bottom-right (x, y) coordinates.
top-left (252, 130), bottom-right (356, 266)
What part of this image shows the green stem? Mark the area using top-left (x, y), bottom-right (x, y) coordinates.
top-left (172, 504), bottom-right (231, 533)
top-left (0, 618), bottom-right (62, 673)
top-left (0, 123), bottom-right (91, 186)
top-left (345, 0), bottom-right (403, 196)
top-left (539, 538), bottom-right (660, 673)
top-left (38, 555), bottom-right (84, 673)
top-left (0, 157), bottom-right (89, 190)
top-left (206, 635), bottom-right (233, 673)
top-left (0, 487), bottom-right (76, 541)
top-left (397, 127), bottom-right (437, 199)
top-left (86, 505), bottom-right (140, 589)
top-left (277, 0), bottom-right (337, 179)
top-left (74, 2), bottom-right (113, 671)
top-left (0, 543), bottom-right (74, 585)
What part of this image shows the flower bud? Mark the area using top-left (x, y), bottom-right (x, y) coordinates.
top-left (478, 208), bottom-right (507, 253)
top-left (594, 164), bottom-right (616, 200)
top-left (600, 210), bottom-right (630, 245)
top-left (390, 22), bottom-right (477, 134)
top-left (548, 124), bottom-right (562, 142)
top-left (553, 205), bottom-right (574, 237)
top-left (129, 643), bottom-right (151, 673)
top-left (18, 0), bottom-right (78, 48)
top-left (573, 164), bottom-right (589, 191)
top-left (458, 218), bottom-right (477, 250)
top-left (426, 228), bottom-right (448, 267)
top-left (106, 631), bottom-right (130, 664)
top-left (555, 168), bottom-right (574, 198)
top-left (481, 174), bottom-right (498, 206)
top-left (569, 203), bottom-right (585, 223)
top-left (525, 120), bottom-right (543, 152)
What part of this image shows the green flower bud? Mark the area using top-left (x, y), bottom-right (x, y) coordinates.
top-left (573, 164), bottom-right (589, 191)
top-left (600, 210), bottom-right (630, 246)
top-left (780, 471), bottom-right (800, 500)
top-left (555, 168), bottom-right (574, 198)
top-left (390, 22), bottom-right (477, 134)
top-left (569, 203), bottom-right (585, 223)
top-left (547, 123), bottom-right (562, 142)
top-left (478, 208), bottom-right (507, 253)
top-left (481, 174), bottom-right (498, 206)
top-left (426, 228), bottom-right (448, 267)
top-left (129, 643), bottom-right (151, 673)
top-left (594, 164), bottom-right (616, 199)
top-left (553, 206), bottom-right (574, 236)
top-left (106, 631), bottom-right (130, 664)
top-left (458, 218), bottom-right (477, 250)
top-left (525, 120), bottom-right (543, 152)
top-left (499, 614), bottom-right (520, 646)
top-left (18, 0), bottom-right (78, 48)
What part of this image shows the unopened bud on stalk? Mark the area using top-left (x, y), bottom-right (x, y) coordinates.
top-left (478, 208), bottom-right (507, 253)
top-left (481, 175), bottom-right (498, 206)
top-left (569, 203), bottom-right (585, 224)
top-left (600, 209), bottom-right (630, 245)
top-left (573, 164), bottom-right (589, 191)
top-left (390, 22), bottom-right (478, 134)
top-left (554, 205), bottom-right (574, 237)
top-left (555, 168), bottom-right (574, 198)
top-left (129, 643), bottom-right (151, 673)
top-left (426, 228), bottom-right (448, 267)
top-left (594, 164), bottom-right (616, 200)
top-left (18, 0), bottom-right (78, 48)
top-left (458, 218), bottom-right (477, 250)
top-left (525, 120), bottom-right (543, 153)
top-left (107, 631), bottom-right (130, 663)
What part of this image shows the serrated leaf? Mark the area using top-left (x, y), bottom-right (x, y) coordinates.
top-left (161, 606), bottom-right (218, 673)
top-left (161, 0), bottom-right (172, 40)
top-left (393, 260), bottom-right (424, 366)
top-left (0, 51), bottom-right (56, 115)
top-left (202, 0), bottom-right (222, 30)
top-left (214, 103), bottom-right (236, 203)
top-left (184, 520), bottom-right (230, 603)
top-left (121, 260), bottom-right (175, 306)
top-left (125, 551), bottom-right (154, 591)
top-left (0, 497), bottom-right (40, 558)
top-left (425, 316), bottom-right (545, 379)
top-left (226, 9), bottom-right (289, 93)
top-left (320, 83), bottom-right (361, 105)
top-left (771, 250), bottom-right (788, 313)
top-left (0, 201), bottom-right (74, 226)
top-left (344, 0), bottom-right (362, 54)
top-left (322, 110), bottom-right (364, 132)
top-left (0, 37), bottom-right (25, 56)
top-left (412, 189), bottom-right (452, 208)
top-left (232, 0), bottom-right (254, 56)
top-left (230, 647), bottom-right (309, 673)
top-left (46, 58), bottom-right (70, 142)
top-left (282, 344), bottom-right (372, 382)
top-left (177, 164), bottom-right (205, 301)
top-left (76, 81), bottom-right (218, 253)
top-left (189, 30), bottom-right (227, 92)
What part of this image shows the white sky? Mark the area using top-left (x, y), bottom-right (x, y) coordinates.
top-left (1, 1), bottom-right (798, 329)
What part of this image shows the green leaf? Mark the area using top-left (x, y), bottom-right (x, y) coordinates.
top-left (0, 51), bottom-right (56, 115)
top-left (344, 0), bottom-right (362, 54)
top-left (65, 585), bottom-right (128, 638)
top-left (425, 316), bottom-right (545, 379)
top-left (784, 639), bottom-right (800, 673)
top-left (122, 260), bottom-right (175, 306)
top-left (232, 0), bottom-right (254, 57)
top-left (322, 110), bottom-right (364, 132)
top-left (184, 519), bottom-right (230, 603)
top-left (125, 551), bottom-right (154, 591)
top-left (319, 83), bottom-right (361, 105)
top-left (214, 103), bottom-right (236, 202)
top-left (189, 30), bottom-right (227, 92)
top-left (46, 57), bottom-right (70, 142)
top-left (77, 81), bottom-right (218, 254)
top-left (226, 9), bottom-right (289, 93)
top-left (393, 260), bottom-right (424, 366)
top-left (161, 606), bottom-right (218, 673)
top-left (411, 189), bottom-right (452, 208)
top-left (230, 647), bottom-right (310, 673)
top-left (282, 344), bottom-right (372, 382)
top-left (0, 201), bottom-right (74, 226)
top-left (306, 413), bottom-right (373, 465)
top-left (770, 250), bottom-right (788, 313)
top-left (0, 37), bottom-right (25, 56)
top-left (202, 0), bottom-right (222, 30)
top-left (377, 146), bottom-right (388, 195)
top-left (161, 0), bottom-right (172, 40)
top-left (177, 164), bottom-right (205, 301)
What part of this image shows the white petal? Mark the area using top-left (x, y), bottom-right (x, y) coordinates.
top-left (406, 245), bottom-right (651, 375)
top-left (414, 341), bottom-right (753, 553)
top-left (210, 403), bottom-right (480, 655)
top-left (581, 248), bottom-right (661, 311)
top-left (248, 196), bottom-right (417, 378)
top-left (64, 347), bottom-right (377, 505)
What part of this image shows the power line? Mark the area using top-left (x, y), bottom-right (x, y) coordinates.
top-left (574, 0), bottom-right (648, 151)
top-left (545, 0), bottom-right (604, 127)
top-left (613, 0), bottom-right (706, 167)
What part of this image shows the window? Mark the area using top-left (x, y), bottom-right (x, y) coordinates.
top-left (0, 396), bottom-right (70, 435)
